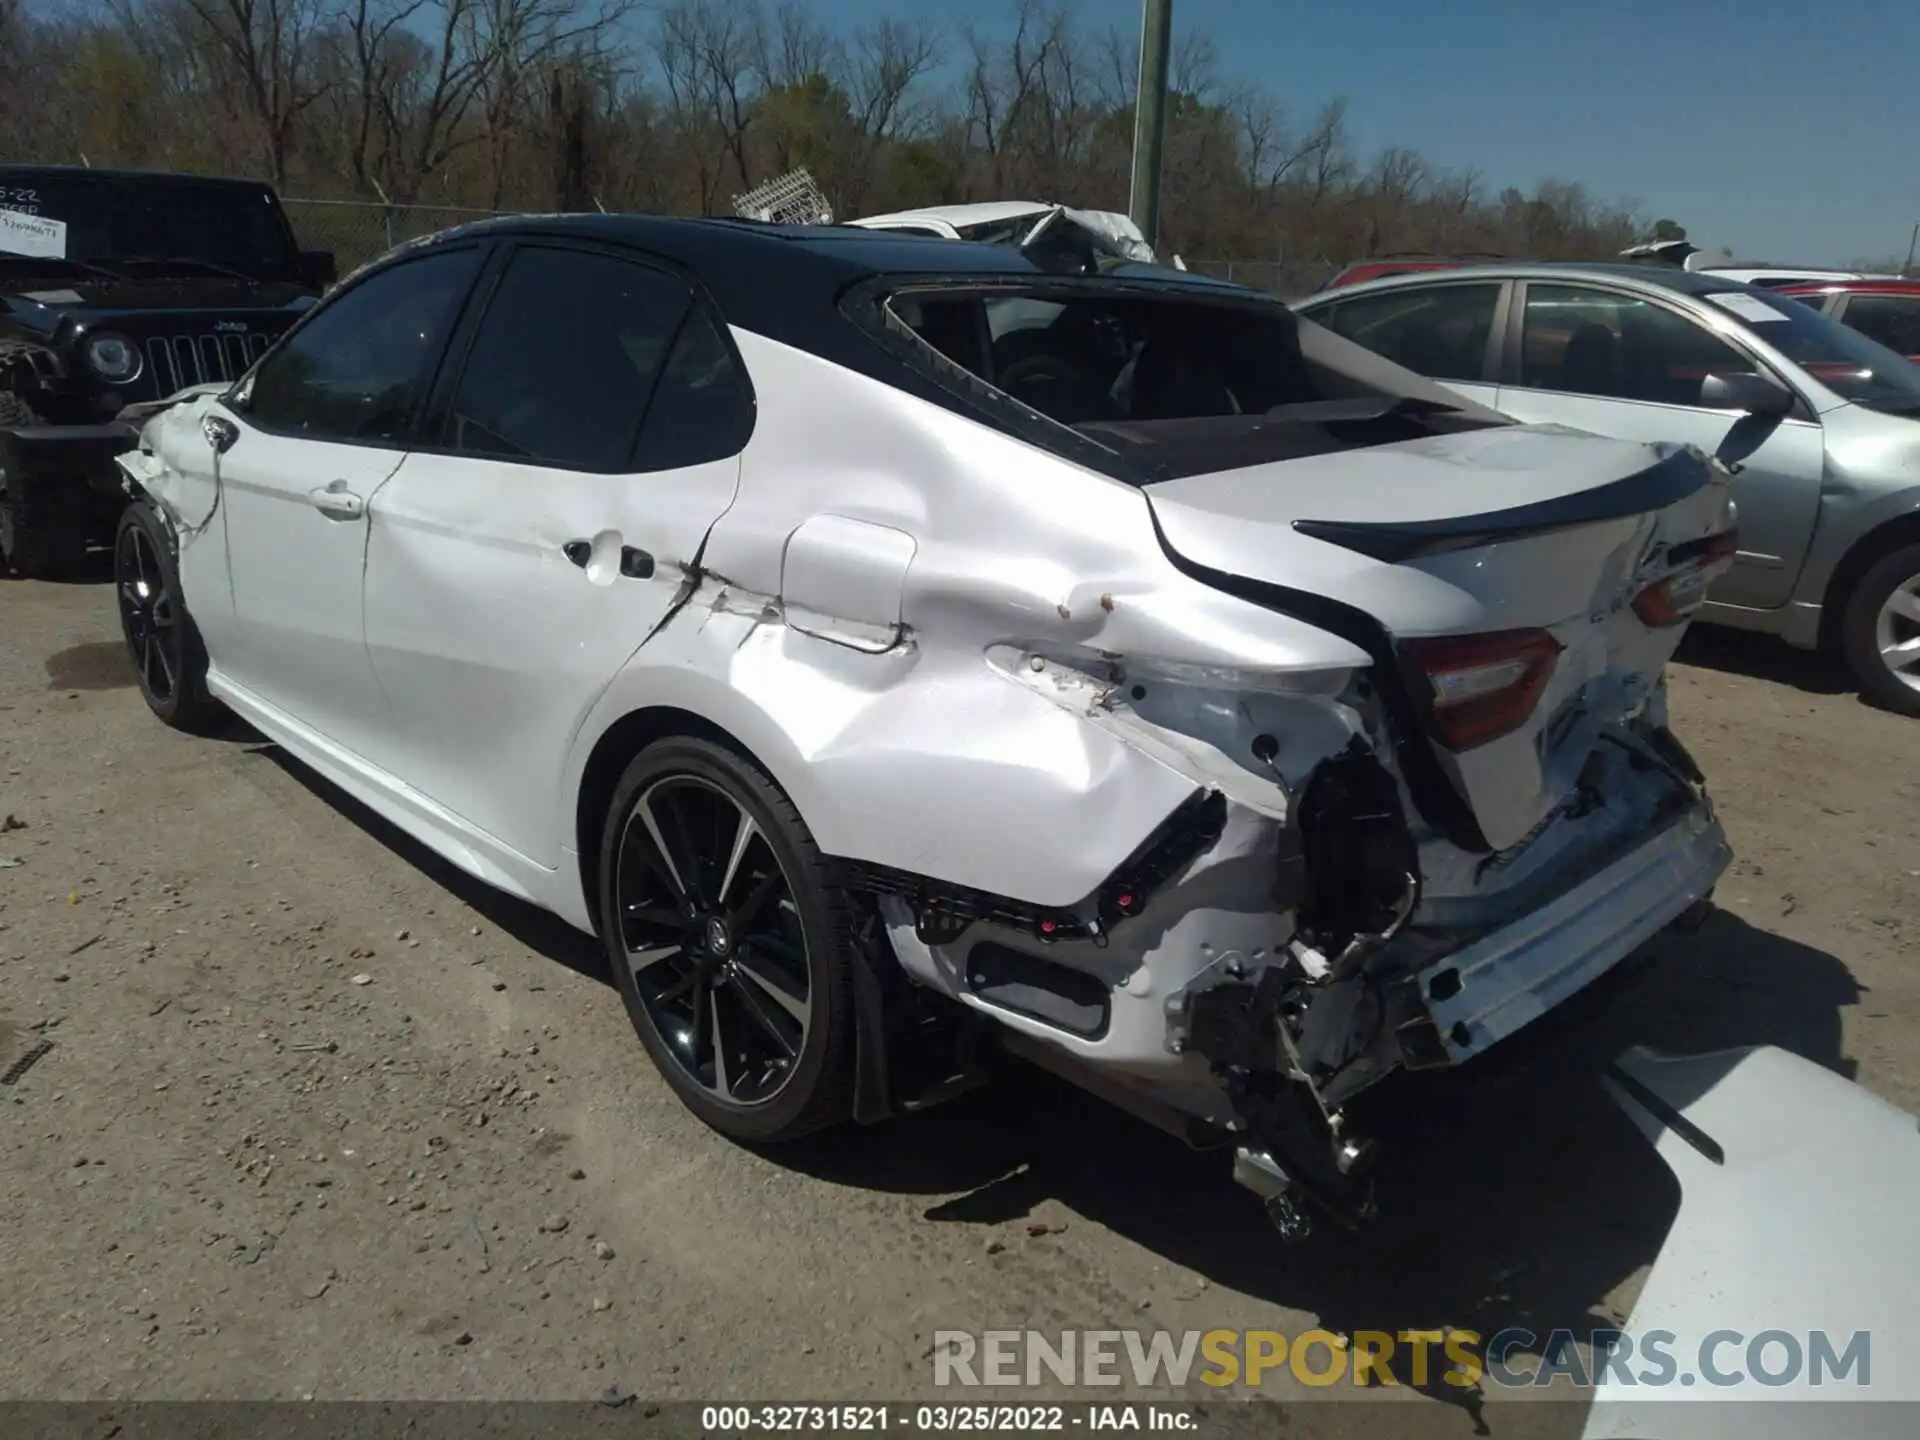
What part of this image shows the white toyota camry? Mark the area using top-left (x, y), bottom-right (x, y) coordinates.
top-left (114, 213), bottom-right (1736, 1232)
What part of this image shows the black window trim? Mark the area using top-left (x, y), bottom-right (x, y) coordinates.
top-left (1502, 278), bottom-right (1820, 425)
top-left (1306, 277), bottom-right (1511, 386)
top-left (411, 233), bottom-right (758, 475)
top-left (227, 239), bottom-right (493, 450)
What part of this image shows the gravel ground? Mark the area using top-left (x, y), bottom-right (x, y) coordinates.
top-left (2, 565), bottom-right (1915, 1435)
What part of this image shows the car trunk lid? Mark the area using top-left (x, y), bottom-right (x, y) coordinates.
top-left (1145, 425), bottom-right (1736, 851)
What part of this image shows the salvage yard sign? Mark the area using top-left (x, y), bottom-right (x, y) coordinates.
top-left (0, 208), bottom-right (67, 258)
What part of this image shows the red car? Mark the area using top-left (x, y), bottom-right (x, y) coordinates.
top-left (1317, 254), bottom-right (1506, 290)
top-left (1778, 278), bottom-right (1920, 363)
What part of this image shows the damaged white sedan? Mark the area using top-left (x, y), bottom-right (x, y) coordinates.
top-left (114, 215), bottom-right (1737, 1231)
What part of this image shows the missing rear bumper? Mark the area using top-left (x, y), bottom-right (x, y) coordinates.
top-left (1185, 787), bottom-right (1727, 1232)
top-left (1412, 798), bottom-right (1729, 1064)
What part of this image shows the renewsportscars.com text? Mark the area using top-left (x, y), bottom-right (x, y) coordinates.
top-left (932, 1328), bottom-right (1873, 1391)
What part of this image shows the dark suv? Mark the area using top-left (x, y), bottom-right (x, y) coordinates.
top-left (1, 166), bottom-right (336, 576)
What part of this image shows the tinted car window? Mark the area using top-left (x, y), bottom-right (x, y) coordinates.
top-left (1694, 288), bottom-right (1920, 415)
top-left (1842, 295), bottom-right (1920, 358)
top-left (1315, 283), bottom-right (1500, 383)
top-left (244, 247), bottom-right (480, 443)
top-left (446, 247), bottom-right (692, 472)
top-left (1519, 284), bottom-right (1756, 407)
top-left (631, 306), bottom-right (755, 472)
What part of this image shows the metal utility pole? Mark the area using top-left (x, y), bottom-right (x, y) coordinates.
top-left (1905, 221), bottom-right (1919, 278)
top-left (1128, 0), bottom-right (1173, 249)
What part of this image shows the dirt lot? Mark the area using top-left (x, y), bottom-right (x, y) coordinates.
top-left (3, 564), bottom-right (1916, 1432)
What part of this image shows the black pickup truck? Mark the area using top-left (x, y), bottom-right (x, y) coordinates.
top-left (1, 166), bottom-right (336, 577)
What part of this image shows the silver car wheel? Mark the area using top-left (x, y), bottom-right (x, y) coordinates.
top-left (1876, 573), bottom-right (1920, 697)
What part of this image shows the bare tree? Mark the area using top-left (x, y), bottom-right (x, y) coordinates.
top-left (6, 0), bottom-right (1654, 276)
top-left (837, 17), bottom-right (938, 208)
top-left (177, 0), bottom-right (333, 186)
top-left (656, 0), bottom-right (763, 199)
top-left (330, 0), bottom-right (633, 208)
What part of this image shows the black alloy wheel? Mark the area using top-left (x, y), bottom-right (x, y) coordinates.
top-left (114, 501), bottom-right (221, 730)
top-left (599, 738), bottom-right (855, 1141)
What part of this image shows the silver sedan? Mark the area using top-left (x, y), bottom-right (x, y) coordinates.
top-left (1296, 262), bottom-right (1920, 715)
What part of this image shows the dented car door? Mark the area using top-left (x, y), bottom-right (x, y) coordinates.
top-left (358, 241), bottom-right (748, 868)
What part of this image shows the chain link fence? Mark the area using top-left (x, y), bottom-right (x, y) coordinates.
top-left (282, 198), bottom-right (515, 273)
top-left (282, 198), bottom-right (1343, 300)
top-left (1181, 258), bottom-right (1341, 299)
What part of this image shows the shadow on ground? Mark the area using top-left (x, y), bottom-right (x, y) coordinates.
top-left (3, 548), bottom-right (116, 589)
top-left (247, 742), bottom-right (610, 988)
top-left (44, 640), bottom-right (138, 691)
top-left (245, 738), bottom-right (1861, 1428)
top-left (808, 910), bottom-right (1857, 1425)
top-left (1674, 624), bottom-right (1851, 697)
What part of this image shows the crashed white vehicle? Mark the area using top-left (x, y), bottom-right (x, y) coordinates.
top-left (846, 200), bottom-right (1180, 268)
top-left (113, 214), bottom-right (1736, 1229)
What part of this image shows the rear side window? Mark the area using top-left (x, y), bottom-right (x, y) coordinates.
top-left (446, 246), bottom-right (691, 472)
top-left (1843, 295), bottom-right (1920, 358)
top-left (1518, 284), bottom-right (1755, 405)
top-left (1315, 284), bottom-right (1500, 383)
top-left (631, 307), bottom-right (755, 472)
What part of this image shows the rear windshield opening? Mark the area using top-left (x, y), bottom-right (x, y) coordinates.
top-left (882, 285), bottom-right (1506, 479)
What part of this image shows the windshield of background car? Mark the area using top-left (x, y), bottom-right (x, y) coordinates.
top-left (1701, 287), bottom-right (1920, 415)
top-left (882, 283), bottom-right (1509, 479)
top-left (0, 174), bottom-right (302, 280)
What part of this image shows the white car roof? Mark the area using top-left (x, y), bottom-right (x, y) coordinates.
top-left (847, 201), bottom-right (1054, 230)
top-left (1699, 265), bottom-right (1883, 284)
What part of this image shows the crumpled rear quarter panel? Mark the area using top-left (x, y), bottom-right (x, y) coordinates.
top-left (564, 329), bottom-right (1370, 910)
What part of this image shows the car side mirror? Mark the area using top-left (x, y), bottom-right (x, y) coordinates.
top-left (1700, 371), bottom-right (1792, 417)
top-left (299, 249), bottom-right (337, 291)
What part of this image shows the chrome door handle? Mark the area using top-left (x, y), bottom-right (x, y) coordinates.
top-left (308, 480), bottom-right (365, 521)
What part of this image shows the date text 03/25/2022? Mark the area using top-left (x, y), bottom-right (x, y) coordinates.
top-left (699, 1405), bottom-right (1198, 1432)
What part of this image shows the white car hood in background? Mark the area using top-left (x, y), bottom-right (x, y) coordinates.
top-left (1587, 1046), bottom-right (1920, 1439)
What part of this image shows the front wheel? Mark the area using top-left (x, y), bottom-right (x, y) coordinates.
top-left (596, 737), bottom-right (858, 1143)
top-left (115, 501), bottom-right (223, 731)
top-left (1840, 542), bottom-right (1920, 717)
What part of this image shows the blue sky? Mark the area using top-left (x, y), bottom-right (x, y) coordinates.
top-left (818, 0), bottom-right (1918, 266)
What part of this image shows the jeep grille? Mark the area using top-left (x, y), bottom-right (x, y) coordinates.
top-left (144, 333), bottom-right (273, 396)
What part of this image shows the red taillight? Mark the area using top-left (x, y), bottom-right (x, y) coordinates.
top-left (1403, 629), bottom-right (1562, 751)
top-left (1633, 528), bottom-right (1738, 628)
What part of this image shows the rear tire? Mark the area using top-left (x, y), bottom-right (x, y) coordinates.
top-left (597, 736), bottom-right (857, 1143)
top-left (115, 501), bottom-right (223, 731)
top-left (1840, 542), bottom-right (1920, 717)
